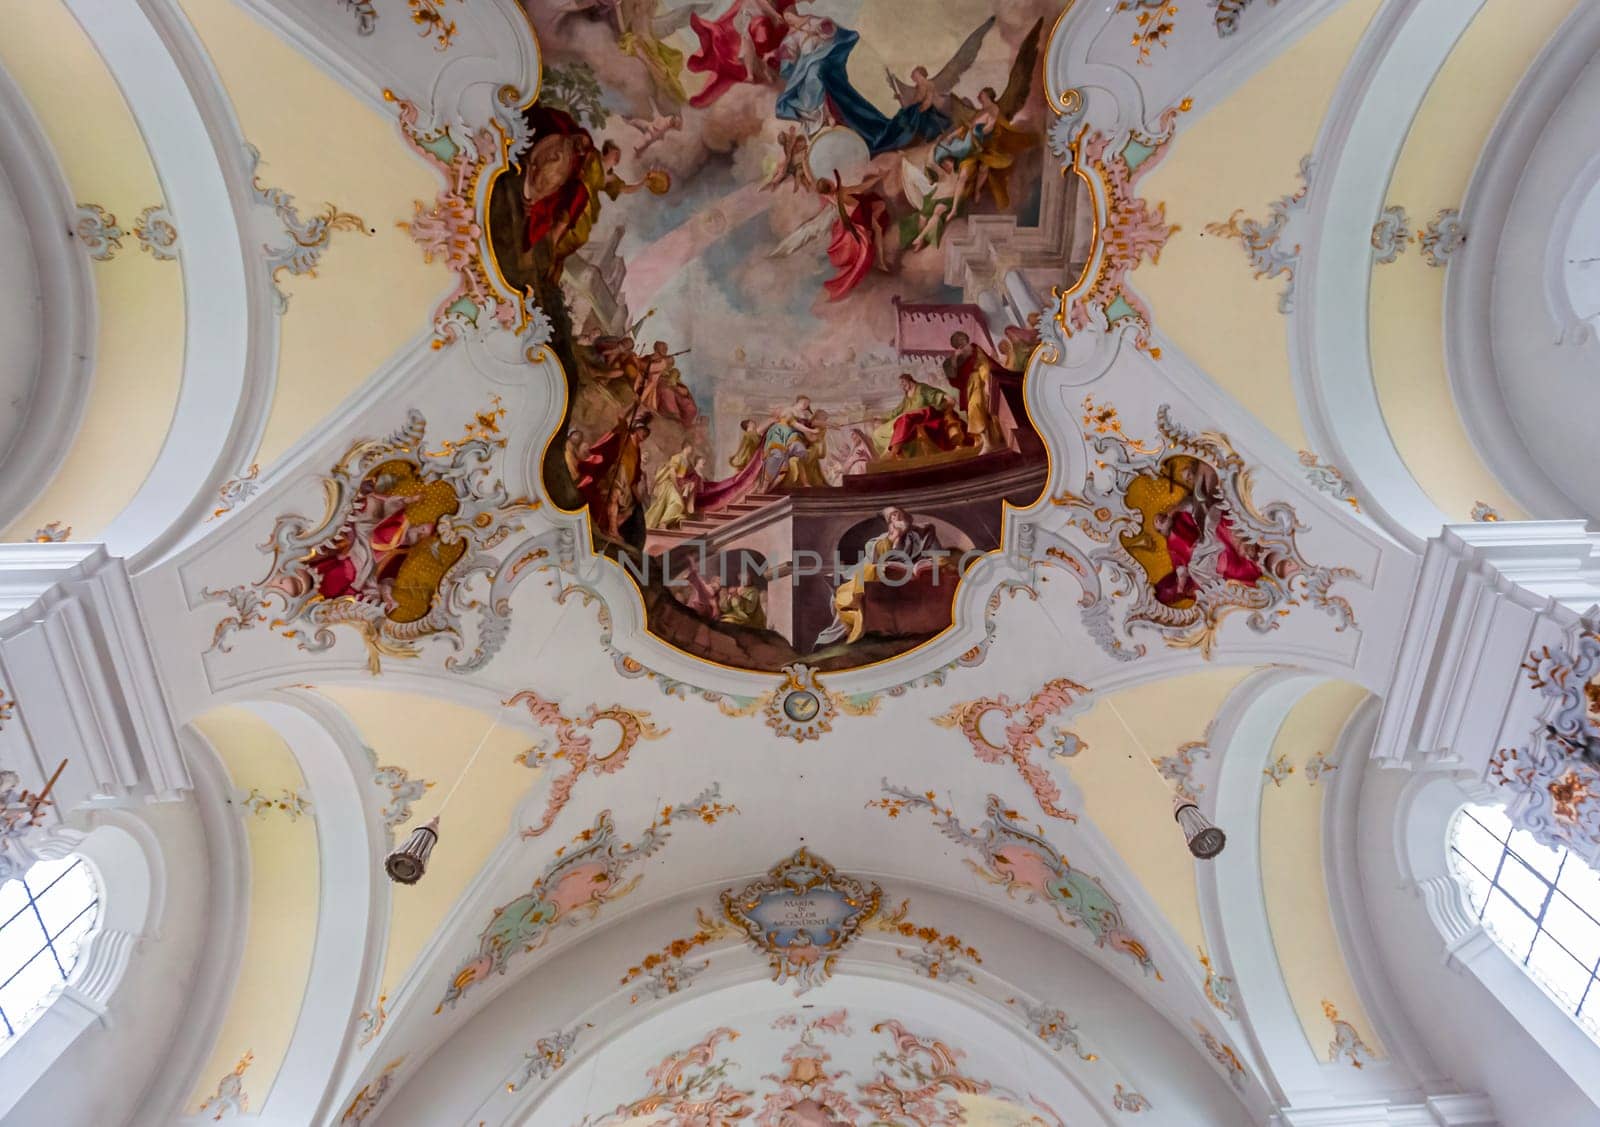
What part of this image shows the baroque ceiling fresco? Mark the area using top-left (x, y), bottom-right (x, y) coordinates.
top-left (3, 0), bottom-right (1600, 1125)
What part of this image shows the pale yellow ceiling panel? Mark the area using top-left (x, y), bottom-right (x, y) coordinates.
top-left (0, 0), bottom-right (183, 542)
top-left (315, 687), bottom-right (541, 1000)
top-left (1368, 0), bottom-right (1577, 522)
top-left (177, 0), bottom-right (453, 466)
top-left (1069, 666), bottom-right (1259, 956)
top-left (1260, 679), bottom-right (1378, 1062)
top-left (1135, 0), bottom-right (1381, 455)
top-left (188, 706), bottom-right (318, 1116)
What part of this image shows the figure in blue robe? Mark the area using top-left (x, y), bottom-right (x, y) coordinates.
top-left (775, 24), bottom-right (949, 156)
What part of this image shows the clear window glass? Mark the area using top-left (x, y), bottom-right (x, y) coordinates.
top-left (1450, 804), bottom-right (1600, 1040)
top-left (0, 857), bottom-right (100, 1043)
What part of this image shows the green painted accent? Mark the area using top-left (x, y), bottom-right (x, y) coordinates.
top-left (446, 297), bottom-right (482, 323)
top-left (419, 133), bottom-right (459, 164)
top-left (1106, 294), bottom-right (1137, 324)
top-left (843, 693), bottom-right (878, 710)
top-left (1123, 138), bottom-right (1157, 172)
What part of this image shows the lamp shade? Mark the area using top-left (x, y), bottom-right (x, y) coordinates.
top-left (1173, 801), bottom-right (1226, 860)
top-left (385, 817), bottom-right (439, 884)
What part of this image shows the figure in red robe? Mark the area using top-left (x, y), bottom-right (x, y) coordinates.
top-left (1152, 507), bottom-right (1265, 607)
top-left (687, 0), bottom-right (796, 107)
top-left (819, 176), bottom-right (889, 301)
top-left (575, 413), bottom-right (653, 544)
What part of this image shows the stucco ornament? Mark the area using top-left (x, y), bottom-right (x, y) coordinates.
top-left (202, 404), bottom-right (538, 673)
top-left (437, 787), bottom-right (734, 1011)
top-left (721, 847), bottom-right (883, 995)
top-left (934, 678), bottom-right (1088, 821)
top-left (393, 89), bottom-right (538, 347)
top-left (1489, 621), bottom-right (1600, 859)
top-left (1054, 401), bottom-right (1358, 658)
top-left (1205, 155), bottom-right (1312, 314)
top-left (873, 786), bottom-right (1159, 977)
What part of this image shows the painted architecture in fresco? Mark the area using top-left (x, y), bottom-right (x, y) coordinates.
top-left (493, 0), bottom-right (1090, 671)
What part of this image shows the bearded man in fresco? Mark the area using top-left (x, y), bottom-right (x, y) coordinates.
top-left (875, 372), bottom-right (958, 458)
top-left (519, 106), bottom-right (668, 283)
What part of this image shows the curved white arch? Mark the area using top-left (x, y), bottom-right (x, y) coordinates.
top-left (373, 880), bottom-right (1258, 1127)
top-left (64, 0), bottom-right (277, 566)
top-left (1197, 668), bottom-right (1325, 1104)
top-left (237, 694), bottom-right (388, 1126)
top-left (0, 65), bottom-right (95, 533)
top-left (1291, 0), bottom-right (1474, 549)
top-left (1444, 4), bottom-right (1600, 523)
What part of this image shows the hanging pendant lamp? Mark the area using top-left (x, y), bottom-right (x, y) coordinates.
top-left (1173, 794), bottom-right (1227, 859)
top-left (382, 701), bottom-right (508, 886)
top-left (384, 816), bottom-right (439, 884)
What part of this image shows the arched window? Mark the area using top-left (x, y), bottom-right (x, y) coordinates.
top-left (0, 856), bottom-right (100, 1043)
top-left (1450, 802), bottom-right (1600, 1041)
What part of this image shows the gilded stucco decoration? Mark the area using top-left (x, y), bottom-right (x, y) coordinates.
top-left (620, 868), bottom-right (983, 1001)
top-left (195, 1051), bottom-right (252, 1120)
top-left (719, 847), bottom-right (882, 994)
top-left (1205, 155), bottom-right (1312, 314)
top-left (1194, 1021), bottom-right (1248, 1089)
top-left (934, 678), bottom-right (1088, 821)
top-left (1057, 101), bottom-right (1189, 356)
top-left (340, 1057), bottom-right (405, 1126)
top-left (247, 144), bottom-right (372, 312)
top-left (207, 465), bottom-right (261, 522)
top-left (1304, 750), bottom-right (1338, 785)
top-left (1114, 1083), bottom-right (1152, 1112)
top-left (1155, 737), bottom-right (1210, 801)
top-left (365, 747), bottom-right (433, 834)
top-left (356, 995), bottom-right (386, 1047)
top-left (134, 205), bottom-right (179, 260)
top-left (31, 522), bottom-right (70, 543)
top-left (1054, 401), bottom-right (1357, 659)
top-left (1263, 753), bottom-right (1293, 787)
top-left (240, 787), bottom-right (312, 820)
top-left (1198, 948), bottom-right (1240, 1019)
top-left (872, 786), bottom-right (1159, 977)
top-left (573, 1014), bottom-right (1067, 1127)
top-left (532, 566), bottom-right (1033, 742)
top-left (1419, 208), bottom-right (1466, 268)
top-left (202, 402), bottom-right (538, 674)
top-left (1370, 205), bottom-right (1413, 265)
top-left (391, 90), bottom-right (549, 352)
top-left (1323, 1000), bottom-right (1377, 1069)
top-left (73, 204), bottom-right (124, 261)
top-left (437, 786), bottom-right (735, 1011)
top-left (1117, 0), bottom-right (1280, 63)
top-left (506, 688), bottom-right (667, 838)
top-left (1489, 623), bottom-right (1600, 858)
top-left (1009, 997), bottom-right (1098, 1061)
top-left (1298, 451), bottom-right (1360, 512)
top-left (507, 1023), bottom-right (587, 1092)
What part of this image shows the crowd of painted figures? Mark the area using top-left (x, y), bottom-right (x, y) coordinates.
top-left (566, 327), bottom-right (1023, 551)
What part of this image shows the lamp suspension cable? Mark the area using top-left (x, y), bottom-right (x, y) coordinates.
top-left (1033, 582), bottom-right (1228, 860)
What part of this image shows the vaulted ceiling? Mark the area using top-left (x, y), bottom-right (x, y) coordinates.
top-left (1, 2), bottom-right (1597, 1126)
